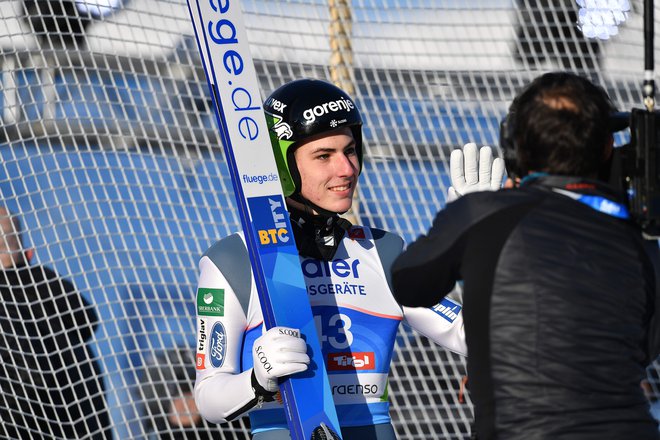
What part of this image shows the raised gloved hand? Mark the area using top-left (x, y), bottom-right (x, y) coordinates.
top-left (447, 143), bottom-right (505, 202)
top-left (252, 326), bottom-right (309, 393)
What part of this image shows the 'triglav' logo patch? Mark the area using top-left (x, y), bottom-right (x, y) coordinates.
top-left (197, 288), bottom-right (225, 317)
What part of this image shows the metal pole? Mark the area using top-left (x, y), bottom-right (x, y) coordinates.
top-left (644, 0), bottom-right (655, 111)
top-left (329, 0), bottom-right (355, 96)
top-left (329, 0), bottom-right (360, 225)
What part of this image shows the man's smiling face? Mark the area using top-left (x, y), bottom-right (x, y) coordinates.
top-left (293, 127), bottom-right (359, 214)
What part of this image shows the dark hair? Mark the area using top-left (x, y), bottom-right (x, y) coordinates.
top-left (510, 72), bottom-right (614, 177)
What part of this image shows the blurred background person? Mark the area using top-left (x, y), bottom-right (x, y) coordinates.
top-left (139, 347), bottom-right (244, 439)
top-left (0, 206), bottom-right (112, 439)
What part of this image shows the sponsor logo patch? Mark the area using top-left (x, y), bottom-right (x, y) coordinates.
top-left (301, 258), bottom-right (361, 279)
top-left (328, 352), bottom-right (375, 371)
top-left (197, 288), bottom-right (225, 316)
top-left (242, 173), bottom-right (279, 185)
top-left (264, 97), bottom-right (287, 114)
top-left (303, 258), bottom-right (366, 295)
top-left (196, 318), bottom-right (208, 370)
top-left (209, 322), bottom-right (227, 368)
top-left (248, 195), bottom-right (291, 247)
top-left (431, 298), bottom-right (461, 323)
top-left (196, 353), bottom-right (206, 370)
top-left (265, 111), bottom-right (293, 140)
top-left (348, 227), bottom-right (365, 240)
top-left (332, 383), bottom-right (379, 396)
top-left (302, 97), bottom-right (355, 123)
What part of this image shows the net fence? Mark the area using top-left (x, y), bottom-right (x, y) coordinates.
top-left (0, 0), bottom-right (658, 439)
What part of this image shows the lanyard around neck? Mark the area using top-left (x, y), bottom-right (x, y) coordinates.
top-left (552, 188), bottom-right (630, 219)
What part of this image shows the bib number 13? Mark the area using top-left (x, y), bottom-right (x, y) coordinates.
top-left (314, 313), bottom-right (353, 349)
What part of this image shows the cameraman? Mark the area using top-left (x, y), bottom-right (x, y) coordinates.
top-left (391, 72), bottom-right (660, 439)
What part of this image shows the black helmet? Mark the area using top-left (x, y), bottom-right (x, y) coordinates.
top-left (263, 78), bottom-right (363, 197)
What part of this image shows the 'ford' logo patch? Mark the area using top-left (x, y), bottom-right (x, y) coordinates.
top-left (209, 322), bottom-right (227, 368)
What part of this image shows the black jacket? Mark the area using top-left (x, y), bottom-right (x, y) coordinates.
top-left (0, 265), bottom-right (111, 440)
top-left (391, 175), bottom-right (660, 440)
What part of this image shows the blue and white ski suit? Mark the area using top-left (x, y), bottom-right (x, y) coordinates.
top-left (194, 225), bottom-right (466, 439)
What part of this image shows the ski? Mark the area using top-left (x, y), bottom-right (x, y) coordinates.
top-left (185, 1), bottom-right (342, 439)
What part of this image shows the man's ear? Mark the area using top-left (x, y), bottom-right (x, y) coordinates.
top-left (504, 177), bottom-right (521, 188)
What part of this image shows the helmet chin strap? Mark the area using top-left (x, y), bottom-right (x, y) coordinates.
top-left (287, 193), bottom-right (353, 261)
top-left (288, 192), bottom-right (352, 231)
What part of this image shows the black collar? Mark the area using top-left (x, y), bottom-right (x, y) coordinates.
top-left (521, 174), bottom-right (627, 204)
top-left (288, 206), bottom-right (352, 260)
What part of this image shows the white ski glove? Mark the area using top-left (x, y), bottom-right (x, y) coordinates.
top-left (252, 326), bottom-right (310, 393)
top-left (447, 143), bottom-right (506, 202)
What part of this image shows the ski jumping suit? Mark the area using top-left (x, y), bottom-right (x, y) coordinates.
top-left (195, 224), bottom-right (466, 439)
